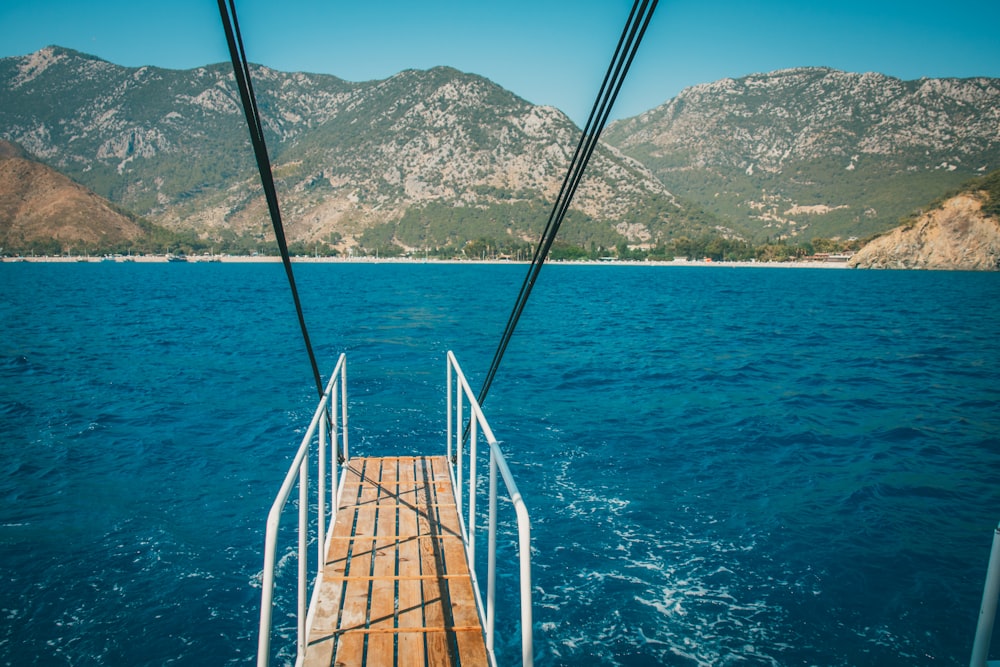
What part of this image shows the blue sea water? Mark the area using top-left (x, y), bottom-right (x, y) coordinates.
top-left (1, 262), bottom-right (998, 666)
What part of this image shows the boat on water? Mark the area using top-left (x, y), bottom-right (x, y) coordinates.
top-left (166, 253), bottom-right (188, 263)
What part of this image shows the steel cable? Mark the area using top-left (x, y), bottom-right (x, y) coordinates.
top-left (217, 0), bottom-right (656, 410)
top-left (476, 0), bottom-right (658, 407)
top-left (218, 0), bottom-right (325, 399)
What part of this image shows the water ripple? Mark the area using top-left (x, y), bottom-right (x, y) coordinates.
top-left (2, 263), bottom-right (998, 666)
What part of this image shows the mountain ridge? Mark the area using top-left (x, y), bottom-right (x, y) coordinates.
top-left (2, 47), bottom-right (1000, 258)
top-left (1, 46), bottom-right (698, 255)
top-left (603, 66), bottom-right (1000, 241)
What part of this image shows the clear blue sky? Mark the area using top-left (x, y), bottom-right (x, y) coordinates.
top-left (2, 0), bottom-right (998, 125)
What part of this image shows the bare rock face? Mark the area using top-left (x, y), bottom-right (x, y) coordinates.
top-left (0, 139), bottom-right (144, 252)
top-left (848, 193), bottom-right (1000, 270)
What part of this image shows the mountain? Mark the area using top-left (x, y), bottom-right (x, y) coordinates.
top-left (0, 139), bottom-right (146, 254)
top-left (848, 170), bottom-right (1000, 270)
top-left (0, 46), bottom-right (699, 255)
top-left (4, 48), bottom-right (1000, 256)
top-left (604, 67), bottom-right (1000, 243)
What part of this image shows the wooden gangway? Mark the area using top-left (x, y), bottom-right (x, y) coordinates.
top-left (304, 456), bottom-right (488, 666)
top-left (256, 353), bottom-right (531, 667)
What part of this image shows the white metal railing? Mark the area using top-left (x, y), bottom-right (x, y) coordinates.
top-left (447, 350), bottom-right (533, 666)
top-left (257, 353), bottom-right (348, 667)
top-left (971, 521), bottom-right (1000, 667)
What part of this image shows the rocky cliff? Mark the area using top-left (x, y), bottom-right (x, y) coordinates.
top-left (848, 178), bottom-right (1000, 270)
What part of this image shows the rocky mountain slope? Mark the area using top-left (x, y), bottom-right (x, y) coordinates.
top-left (3, 48), bottom-right (1000, 256)
top-left (604, 67), bottom-right (1000, 242)
top-left (0, 139), bottom-right (145, 253)
top-left (849, 171), bottom-right (1000, 270)
top-left (0, 47), bottom-right (693, 254)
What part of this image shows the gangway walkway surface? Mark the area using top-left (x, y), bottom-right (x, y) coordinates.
top-left (256, 352), bottom-right (532, 667)
top-left (304, 455), bottom-right (487, 666)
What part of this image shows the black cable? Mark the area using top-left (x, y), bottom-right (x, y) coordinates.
top-left (217, 0), bottom-right (325, 399)
top-left (476, 0), bottom-right (658, 407)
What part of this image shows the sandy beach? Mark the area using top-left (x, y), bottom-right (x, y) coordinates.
top-left (4, 255), bottom-right (850, 268)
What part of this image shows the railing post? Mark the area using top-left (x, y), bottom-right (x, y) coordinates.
top-left (447, 356), bottom-right (453, 463)
top-left (341, 358), bottom-right (349, 462)
top-left (486, 448), bottom-right (498, 653)
top-left (468, 416), bottom-right (477, 562)
top-left (518, 504), bottom-right (533, 667)
top-left (297, 455), bottom-right (308, 660)
top-left (971, 522), bottom-right (1000, 667)
top-left (257, 521), bottom-right (278, 667)
top-left (456, 390), bottom-right (463, 520)
top-left (331, 385), bottom-right (339, 517)
top-left (318, 400), bottom-right (327, 581)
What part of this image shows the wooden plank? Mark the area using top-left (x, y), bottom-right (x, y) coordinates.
top-left (417, 457), bottom-right (455, 667)
top-left (449, 579), bottom-right (489, 666)
top-left (337, 459), bottom-right (366, 510)
top-left (396, 457), bottom-right (425, 667)
top-left (336, 457), bottom-right (380, 665)
top-left (323, 491), bottom-right (362, 577)
top-left (429, 456), bottom-right (455, 499)
top-left (367, 458), bottom-right (398, 665)
top-left (434, 501), bottom-right (463, 543)
top-left (303, 614), bottom-right (337, 667)
top-left (439, 545), bottom-right (479, 627)
top-left (303, 456), bottom-right (489, 666)
top-left (304, 564), bottom-right (346, 666)
top-left (431, 455), bottom-right (488, 666)
top-left (306, 458), bottom-right (370, 666)
top-left (305, 461), bottom-right (364, 667)
top-left (440, 517), bottom-right (488, 667)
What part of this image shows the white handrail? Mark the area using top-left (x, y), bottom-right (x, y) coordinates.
top-left (257, 354), bottom-right (348, 667)
top-left (447, 350), bottom-right (534, 667)
top-left (256, 352), bottom-right (529, 666)
top-left (971, 521), bottom-right (1000, 667)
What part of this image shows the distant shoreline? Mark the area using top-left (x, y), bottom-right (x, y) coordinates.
top-left (2, 255), bottom-right (851, 269)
